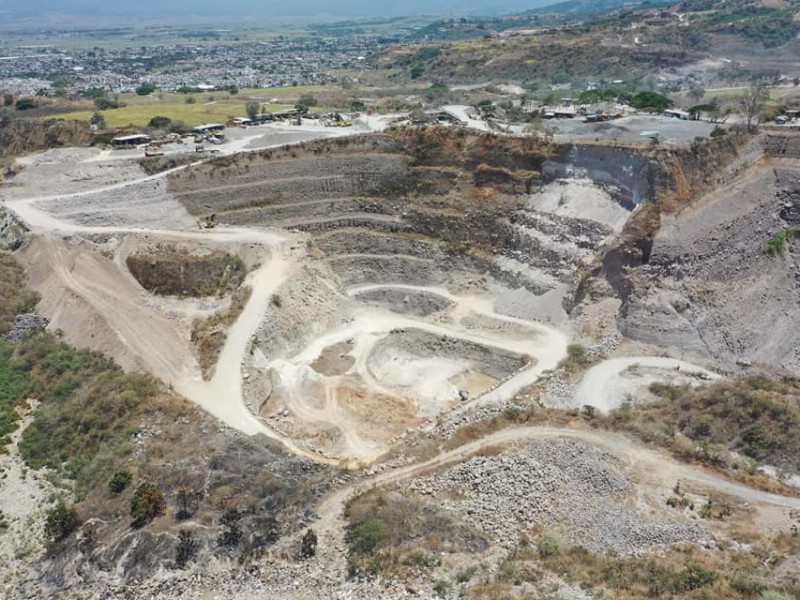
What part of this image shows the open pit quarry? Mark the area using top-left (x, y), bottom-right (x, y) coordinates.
top-left (3, 124), bottom-right (800, 599)
top-left (0, 128), bottom-right (789, 461)
top-left (1, 129), bottom-right (705, 462)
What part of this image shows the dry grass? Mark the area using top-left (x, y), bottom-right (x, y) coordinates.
top-left (0, 251), bottom-right (39, 335)
top-left (344, 487), bottom-right (488, 579)
top-left (468, 533), bottom-right (800, 600)
top-left (595, 375), bottom-right (800, 494)
top-left (191, 286), bottom-right (251, 380)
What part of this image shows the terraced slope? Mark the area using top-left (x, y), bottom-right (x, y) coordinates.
top-left (164, 131), bottom-right (646, 458)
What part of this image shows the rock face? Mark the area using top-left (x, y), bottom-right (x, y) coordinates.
top-left (619, 161), bottom-right (800, 372)
top-left (1, 313), bottom-right (48, 343)
top-left (0, 206), bottom-right (28, 251)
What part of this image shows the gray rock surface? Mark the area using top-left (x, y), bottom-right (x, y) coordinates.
top-left (410, 438), bottom-right (705, 554)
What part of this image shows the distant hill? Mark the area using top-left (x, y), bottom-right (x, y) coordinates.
top-left (526, 0), bottom-right (672, 17)
top-left (0, 0), bottom-right (564, 23)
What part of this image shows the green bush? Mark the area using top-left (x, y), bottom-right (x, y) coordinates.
top-left (710, 125), bottom-right (728, 137)
top-left (44, 499), bottom-right (81, 543)
top-left (433, 580), bottom-right (451, 598)
top-left (135, 83), bottom-right (156, 96)
top-left (455, 566), bottom-right (478, 582)
top-left (148, 116), bottom-right (172, 129)
top-left (15, 98), bottom-right (36, 111)
top-left (130, 482), bottom-right (166, 525)
top-left (537, 532), bottom-right (562, 558)
top-left (108, 470), bottom-right (132, 494)
top-left (347, 517), bottom-right (386, 556)
top-left (765, 228), bottom-right (800, 257)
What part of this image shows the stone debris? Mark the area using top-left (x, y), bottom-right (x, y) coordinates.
top-left (410, 438), bottom-right (705, 554)
top-left (1, 313), bottom-right (48, 343)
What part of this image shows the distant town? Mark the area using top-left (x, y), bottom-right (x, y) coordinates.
top-left (0, 35), bottom-right (383, 97)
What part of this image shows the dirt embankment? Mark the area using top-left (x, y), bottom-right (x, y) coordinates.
top-left (0, 118), bottom-right (93, 163)
top-left (126, 248), bottom-right (246, 297)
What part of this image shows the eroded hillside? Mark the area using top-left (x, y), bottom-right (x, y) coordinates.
top-left (3, 125), bottom-right (800, 599)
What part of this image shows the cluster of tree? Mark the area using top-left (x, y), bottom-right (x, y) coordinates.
top-left (135, 83), bottom-right (157, 97)
top-left (629, 91), bottom-right (673, 112)
top-left (577, 89), bottom-right (621, 104)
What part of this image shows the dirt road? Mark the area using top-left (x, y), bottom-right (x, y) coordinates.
top-left (575, 357), bottom-right (721, 412)
top-left (314, 425), bottom-right (800, 539)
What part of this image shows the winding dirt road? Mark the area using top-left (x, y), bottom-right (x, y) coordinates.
top-left (313, 425), bottom-right (800, 539)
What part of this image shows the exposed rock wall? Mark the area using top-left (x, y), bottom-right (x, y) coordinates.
top-left (0, 206), bottom-right (28, 251)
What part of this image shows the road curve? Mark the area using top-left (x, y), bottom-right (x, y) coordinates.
top-left (313, 425), bottom-right (800, 536)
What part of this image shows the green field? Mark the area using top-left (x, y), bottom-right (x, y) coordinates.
top-left (59, 100), bottom-right (294, 128)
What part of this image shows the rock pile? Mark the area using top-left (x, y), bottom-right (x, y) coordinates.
top-left (410, 438), bottom-right (705, 554)
top-left (2, 313), bottom-right (48, 343)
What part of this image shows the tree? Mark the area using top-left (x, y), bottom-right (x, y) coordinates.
top-left (94, 96), bottom-right (122, 110)
top-left (130, 482), bottom-right (166, 525)
top-left (175, 485), bottom-right (199, 520)
top-left (15, 97), bottom-right (36, 111)
top-left (3, 93), bottom-right (13, 107)
top-left (298, 92), bottom-right (317, 107)
top-left (688, 86), bottom-right (705, 104)
top-left (169, 120), bottom-right (189, 135)
top-left (108, 469), bottom-right (131, 494)
top-left (175, 530), bottom-right (197, 567)
top-left (245, 101), bottom-right (260, 120)
top-left (148, 115), bottom-right (172, 129)
top-left (739, 80), bottom-right (770, 132)
top-left (300, 528), bottom-right (318, 558)
top-left (90, 112), bottom-right (106, 129)
top-left (44, 499), bottom-right (81, 543)
top-left (135, 83), bottom-right (157, 96)
top-left (218, 510), bottom-right (242, 549)
top-left (630, 91), bottom-right (673, 112)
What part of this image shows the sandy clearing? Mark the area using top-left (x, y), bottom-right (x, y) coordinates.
top-left (32, 236), bottom-right (197, 382)
top-left (283, 285), bottom-right (568, 420)
top-left (575, 356), bottom-right (722, 413)
top-left (0, 402), bottom-right (56, 591)
top-left (529, 178), bottom-right (630, 233)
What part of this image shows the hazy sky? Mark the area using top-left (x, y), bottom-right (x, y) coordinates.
top-left (0, 0), bottom-right (560, 18)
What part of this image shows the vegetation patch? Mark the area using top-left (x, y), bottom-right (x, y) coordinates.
top-left (765, 228), bottom-right (800, 256)
top-left (600, 376), bottom-right (800, 477)
top-left (470, 534), bottom-right (799, 600)
top-left (0, 251), bottom-right (40, 447)
top-left (344, 488), bottom-right (488, 579)
top-left (191, 286), bottom-right (252, 380)
top-left (13, 334), bottom-right (171, 496)
top-left (0, 343), bottom-right (34, 448)
top-left (126, 247), bottom-right (246, 297)
top-left (0, 251), bottom-right (40, 335)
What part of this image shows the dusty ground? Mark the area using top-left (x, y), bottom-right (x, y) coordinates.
top-left (0, 402), bottom-right (56, 597)
top-left (5, 127), bottom-right (800, 599)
